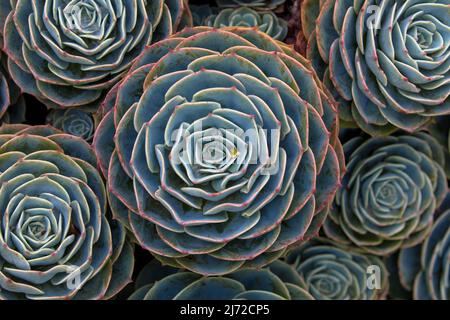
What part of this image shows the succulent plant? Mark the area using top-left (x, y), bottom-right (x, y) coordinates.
top-left (286, 239), bottom-right (389, 300)
top-left (388, 209), bottom-right (450, 300)
top-left (215, 0), bottom-right (286, 11)
top-left (129, 259), bottom-right (313, 300)
top-left (301, 0), bottom-right (450, 136)
top-left (427, 116), bottom-right (450, 179)
top-left (206, 7), bottom-right (288, 41)
top-left (46, 109), bottom-right (97, 141)
top-left (0, 0), bottom-right (189, 110)
top-left (324, 133), bottom-right (448, 256)
top-left (94, 27), bottom-right (344, 275)
top-left (0, 124), bottom-right (134, 300)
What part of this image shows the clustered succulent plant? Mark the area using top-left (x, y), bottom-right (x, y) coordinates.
top-left (286, 239), bottom-right (389, 300)
top-left (301, 0), bottom-right (450, 136)
top-left (325, 133), bottom-right (447, 256)
top-left (0, 51), bottom-right (26, 124)
top-left (0, 0), bottom-right (448, 302)
top-left (0, 0), bottom-right (190, 110)
top-left (0, 124), bottom-right (134, 299)
top-left (46, 109), bottom-right (97, 141)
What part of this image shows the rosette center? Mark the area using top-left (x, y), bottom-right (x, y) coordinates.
top-left (64, 0), bottom-right (107, 36)
top-left (5, 191), bottom-right (72, 256)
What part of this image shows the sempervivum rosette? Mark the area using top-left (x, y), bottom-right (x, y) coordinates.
top-left (94, 27), bottom-right (344, 275)
top-left (206, 7), bottom-right (288, 41)
top-left (0, 124), bottom-right (134, 300)
top-left (215, 0), bottom-right (286, 11)
top-left (301, 0), bottom-right (450, 136)
top-left (46, 109), bottom-right (97, 141)
top-left (128, 260), bottom-right (313, 300)
top-left (388, 209), bottom-right (450, 300)
top-left (324, 133), bottom-right (448, 256)
top-left (0, 0), bottom-right (188, 110)
top-left (286, 239), bottom-right (389, 300)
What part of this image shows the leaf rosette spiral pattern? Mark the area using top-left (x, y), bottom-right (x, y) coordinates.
top-left (1, 0), bottom-right (187, 110)
top-left (286, 239), bottom-right (389, 300)
top-left (94, 27), bottom-right (344, 275)
top-left (324, 133), bottom-right (448, 255)
top-left (301, 0), bottom-right (450, 136)
top-left (46, 109), bottom-right (96, 141)
top-left (0, 124), bottom-right (134, 300)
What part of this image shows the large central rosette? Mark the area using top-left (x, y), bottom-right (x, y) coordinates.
top-left (1, 0), bottom-right (187, 109)
top-left (94, 27), bottom-right (344, 275)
